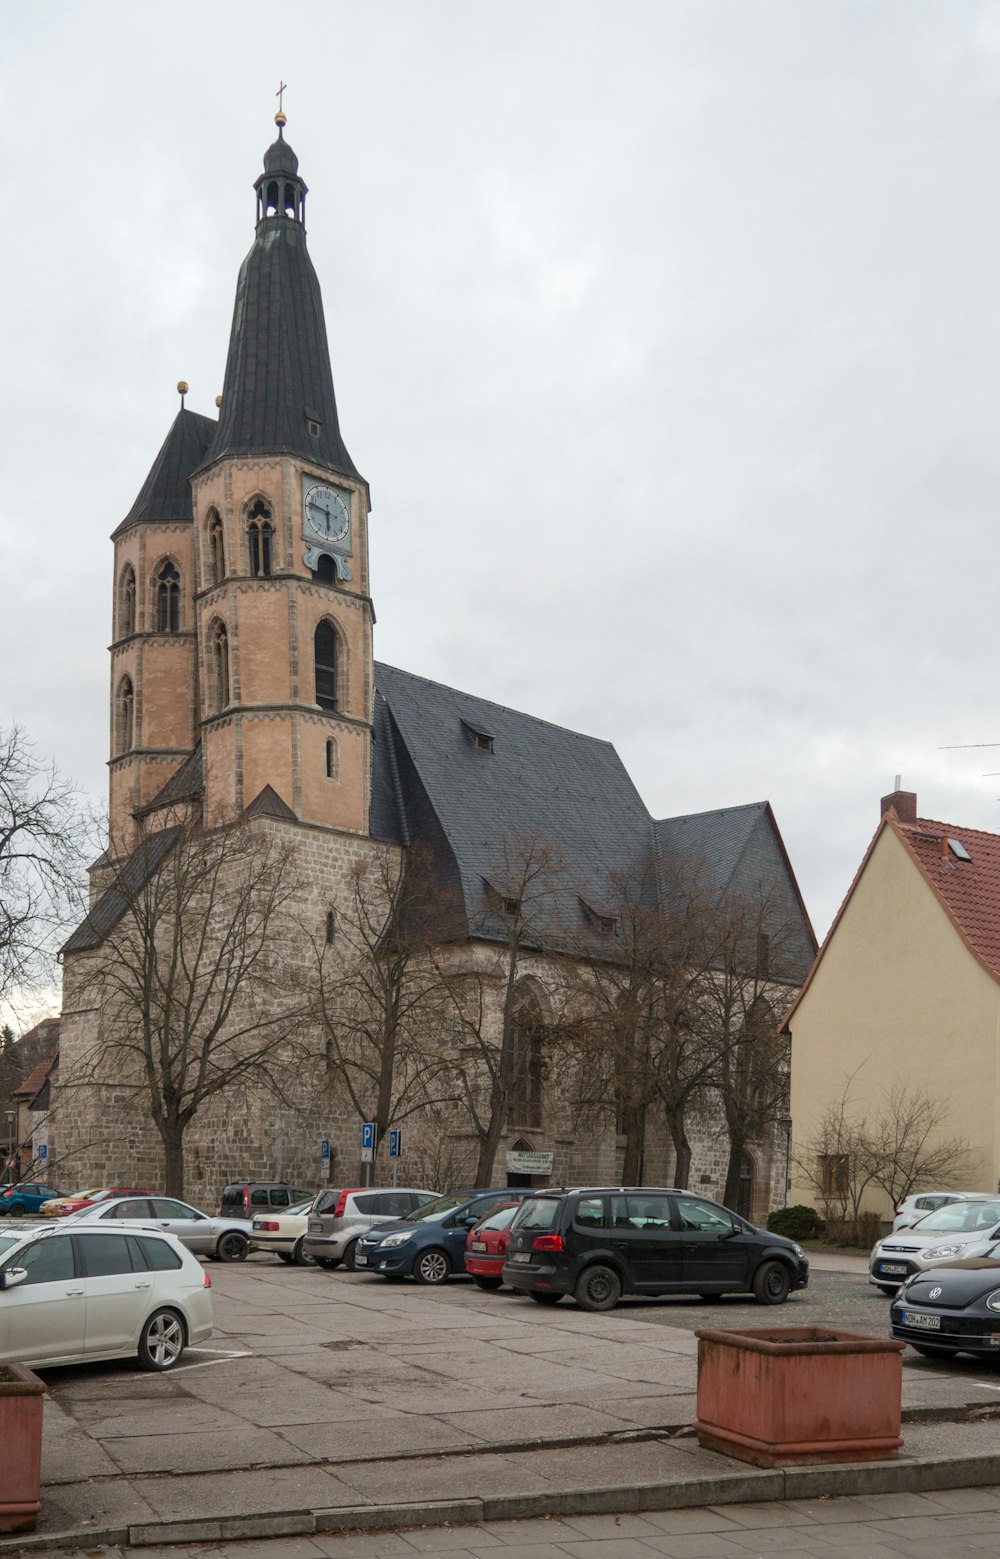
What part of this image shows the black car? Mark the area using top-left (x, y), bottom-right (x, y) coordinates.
top-left (502, 1187), bottom-right (809, 1312)
top-left (891, 1259), bottom-right (1000, 1358)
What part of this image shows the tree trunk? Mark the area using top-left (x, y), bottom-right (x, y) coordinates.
top-left (665, 1106), bottom-right (692, 1188)
top-left (722, 1135), bottom-right (745, 1212)
top-left (475, 1081), bottom-right (506, 1185)
top-left (620, 1100), bottom-right (646, 1183)
top-left (161, 1124), bottom-right (185, 1199)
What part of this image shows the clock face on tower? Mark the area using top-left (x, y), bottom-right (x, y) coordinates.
top-left (304, 483), bottom-right (351, 545)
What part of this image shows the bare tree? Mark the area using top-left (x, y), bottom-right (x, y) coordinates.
top-left (793, 1081), bottom-right (882, 1235)
top-left (0, 726), bottom-right (87, 1008)
top-left (438, 834), bottom-right (569, 1185)
top-left (569, 854), bottom-right (719, 1185)
top-left (73, 816), bottom-right (306, 1196)
top-left (314, 843), bottom-right (459, 1171)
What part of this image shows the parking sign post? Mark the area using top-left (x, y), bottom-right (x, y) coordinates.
top-left (361, 1122), bottom-right (376, 1186)
top-left (389, 1129), bottom-right (401, 1188)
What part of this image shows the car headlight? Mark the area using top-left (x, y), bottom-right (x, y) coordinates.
top-left (987, 1291), bottom-right (1000, 1313)
top-left (792, 1243), bottom-right (805, 1258)
top-left (923, 1243), bottom-right (967, 1259)
top-left (379, 1233), bottom-right (412, 1249)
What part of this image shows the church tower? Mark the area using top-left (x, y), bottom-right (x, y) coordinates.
top-left (108, 111), bottom-right (373, 845)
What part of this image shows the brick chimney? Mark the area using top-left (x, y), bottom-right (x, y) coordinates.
top-left (881, 788), bottom-right (917, 823)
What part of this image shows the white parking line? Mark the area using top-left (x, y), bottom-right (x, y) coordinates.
top-left (178, 1348), bottom-right (254, 1370)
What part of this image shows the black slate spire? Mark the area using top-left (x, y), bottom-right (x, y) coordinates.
top-left (199, 120), bottom-right (360, 480)
top-left (114, 407), bottom-right (216, 536)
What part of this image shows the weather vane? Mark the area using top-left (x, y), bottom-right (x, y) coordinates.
top-left (275, 81), bottom-right (288, 128)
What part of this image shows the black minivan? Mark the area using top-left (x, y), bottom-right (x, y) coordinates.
top-left (503, 1187), bottom-right (808, 1311)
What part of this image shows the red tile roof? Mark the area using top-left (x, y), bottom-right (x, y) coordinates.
top-left (13, 1057), bottom-right (55, 1102)
top-left (894, 814), bottom-right (1000, 983)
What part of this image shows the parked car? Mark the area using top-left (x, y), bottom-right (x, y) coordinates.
top-left (250, 1199), bottom-right (315, 1264)
top-left (219, 1180), bottom-right (314, 1218)
top-left (41, 1187), bottom-right (155, 1218)
top-left (39, 1187), bottom-right (106, 1217)
top-left (0, 1183), bottom-right (64, 1218)
top-left (63, 1194), bottom-right (255, 1261)
top-left (0, 1222), bottom-right (212, 1370)
top-left (353, 1189), bottom-right (535, 1284)
top-left (303, 1186), bottom-right (439, 1270)
top-left (465, 1202), bottom-right (521, 1291)
top-left (503, 1187), bottom-right (809, 1312)
top-left (890, 1259), bottom-right (1000, 1359)
top-left (870, 1197), bottom-right (1000, 1293)
top-left (892, 1191), bottom-right (978, 1232)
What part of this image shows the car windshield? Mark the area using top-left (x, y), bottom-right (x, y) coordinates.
top-left (286, 1201), bottom-right (312, 1216)
top-left (474, 1205), bottom-right (519, 1233)
top-left (916, 1202), bottom-right (1000, 1233)
top-left (0, 1236), bottom-right (22, 1259)
top-left (403, 1195), bottom-right (470, 1223)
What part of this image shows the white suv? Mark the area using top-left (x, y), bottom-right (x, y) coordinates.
top-left (0, 1222), bottom-right (212, 1371)
top-left (892, 1191), bottom-right (977, 1232)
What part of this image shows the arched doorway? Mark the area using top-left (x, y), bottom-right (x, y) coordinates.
top-left (506, 1137), bottom-right (536, 1189)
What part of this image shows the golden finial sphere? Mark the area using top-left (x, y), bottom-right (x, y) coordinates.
top-left (275, 111), bottom-right (287, 127)
top-left (177, 380), bottom-right (189, 396)
top-left (215, 395), bottom-right (223, 408)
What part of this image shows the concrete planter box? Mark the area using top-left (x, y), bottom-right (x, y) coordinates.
top-left (0, 1363), bottom-right (46, 1532)
top-left (695, 1326), bottom-right (905, 1468)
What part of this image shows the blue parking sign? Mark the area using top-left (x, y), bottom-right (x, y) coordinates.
top-left (320, 1139), bottom-right (330, 1161)
top-left (389, 1129), bottom-right (401, 1159)
top-left (361, 1122), bottom-right (376, 1151)
top-left (37, 1144), bottom-right (47, 1160)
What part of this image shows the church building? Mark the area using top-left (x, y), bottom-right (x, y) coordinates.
top-left (56, 115), bottom-right (816, 1216)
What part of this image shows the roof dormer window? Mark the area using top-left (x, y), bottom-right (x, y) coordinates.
top-left (461, 717), bottom-right (494, 753)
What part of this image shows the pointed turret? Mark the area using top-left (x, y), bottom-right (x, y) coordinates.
top-left (200, 122), bottom-right (360, 480)
top-left (114, 408), bottom-right (216, 536)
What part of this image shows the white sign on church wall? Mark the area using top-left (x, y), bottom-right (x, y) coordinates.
top-left (506, 1150), bottom-right (554, 1175)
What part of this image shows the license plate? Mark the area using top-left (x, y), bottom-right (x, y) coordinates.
top-left (354, 1254), bottom-right (368, 1266)
top-left (309, 1220), bottom-right (323, 1231)
top-left (902, 1311), bottom-right (940, 1330)
top-left (880, 1263), bottom-right (907, 1275)
top-left (470, 1241), bottom-right (487, 1252)
top-left (512, 1252), bottom-right (531, 1263)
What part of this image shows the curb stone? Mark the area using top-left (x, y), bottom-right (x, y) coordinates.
top-left (5, 1451), bottom-right (1000, 1552)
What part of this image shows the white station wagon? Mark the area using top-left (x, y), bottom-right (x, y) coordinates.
top-left (0, 1223), bottom-right (213, 1371)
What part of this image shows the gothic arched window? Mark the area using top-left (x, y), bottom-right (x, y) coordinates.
top-left (120, 565), bottom-right (136, 638)
top-left (511, 985), bottom-right (545, 1128)
top-left (247, 499), bottom-right (273, 578)
top-left (210, 620), bottom-right (229, 713)
top-left (325, 736), bottom-right (339, 779)
top-left (325, 909), bottom-right (336, 945)
top-left (117, 676), bottom-right (134, 754)
top-left (156, 562), bottom-right (181, 633)
top-left (207, 511), bottom-right (225, 587)
top-left (314, 620), bottom-right (338, 712)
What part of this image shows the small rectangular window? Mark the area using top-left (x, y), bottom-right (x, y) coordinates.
top-left (948, 838), bottom-right (972, 862)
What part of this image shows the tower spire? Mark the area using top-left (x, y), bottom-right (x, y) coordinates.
top-left (198, 119), bottom-right (360, 480)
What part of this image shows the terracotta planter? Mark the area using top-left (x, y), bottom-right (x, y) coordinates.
top-left (0, 1363), bottom-right (46, 1532)
top-left (695, 1326), bottom-right (905, 1468)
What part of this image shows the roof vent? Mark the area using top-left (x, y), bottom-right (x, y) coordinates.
top-left (461, 718), bottom-right (494, 753)
top-left (947, 837), bottom-right (972, 863)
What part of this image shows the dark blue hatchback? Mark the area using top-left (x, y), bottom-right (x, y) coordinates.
top-left (353, 1188), bottom-right (534, 1284)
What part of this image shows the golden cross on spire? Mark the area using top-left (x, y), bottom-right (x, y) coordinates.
top-left (275, 81), bottom-right (288, 127)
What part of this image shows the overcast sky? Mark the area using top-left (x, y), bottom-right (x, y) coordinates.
top-left (5, 1), bottom-right (1000, 954)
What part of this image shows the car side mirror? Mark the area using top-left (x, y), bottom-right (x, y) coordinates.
top-left (0, 1267), bottom-right (27, 1291)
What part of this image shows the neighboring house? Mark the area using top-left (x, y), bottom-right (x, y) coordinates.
top-left (11, 1044), bottom-right (58, 1181)
top-left (55, 115), bottom-right (816, 1210)
top-left (786, 787), bottom-right (1000, 1218)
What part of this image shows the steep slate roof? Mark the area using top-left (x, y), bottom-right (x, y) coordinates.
top-left (113, 409), bottom-right (216, 536)
top-left (372, 662), bottom-right (814, 965)
top-left (198, 133), bottom-right (360, 481)
top-left (133, 745), bottom-right (204, 819)
top-left (60, 828), bottom-right (182, 955)
top-left (784, 804), bottom-right (1000, 1029)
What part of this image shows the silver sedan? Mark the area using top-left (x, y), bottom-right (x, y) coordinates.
top-left (64, 1194), bottom-right (254, 1261)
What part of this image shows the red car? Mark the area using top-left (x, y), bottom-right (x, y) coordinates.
top-left (465, 1202), bottom-right (522, 1291)
top-left (50, 1186), bottom-right (155, 1217)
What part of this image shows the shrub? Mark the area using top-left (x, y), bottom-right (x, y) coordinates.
top-left (766, 1204), bottom-right (825, 1240)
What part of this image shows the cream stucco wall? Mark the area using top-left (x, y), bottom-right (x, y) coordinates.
top-left (789, 825), bottom-right (1000, 1217)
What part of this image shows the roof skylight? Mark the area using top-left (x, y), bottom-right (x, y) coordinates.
top-left (947, 838), bottom-right (972, 863)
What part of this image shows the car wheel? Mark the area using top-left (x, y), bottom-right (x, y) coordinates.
top-left (874, 1284), bottom-right (897, 1297)
top-left (529, 1290), bottom-right (562, 1305)
top-left (137, 1308), bottom-right (186, 1371)
top-left (752, 1260), bottom-right (791, 1305)
top-left (276, 1251), bottom-right (293, 1263)
top-left (473, 1275), bottom-right (503, 1291)
top-left (9, 1205), bottom-right (24, 1218)
top-left (292, 1237), bottom-right (315, 1267)
top-left (316, 1257), bottom-right (339, 1270)
top-left (575, 1264), bottom-right (621, 1312)
top-left (911, 1343), bottom-right (954, 1359)
top-left (413, 1248), bottom-right (451, 1285)
top-left (341, 1238), bottom-right (361, 1272)
top-left (216, 1230), bottom-right (249, 1262)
